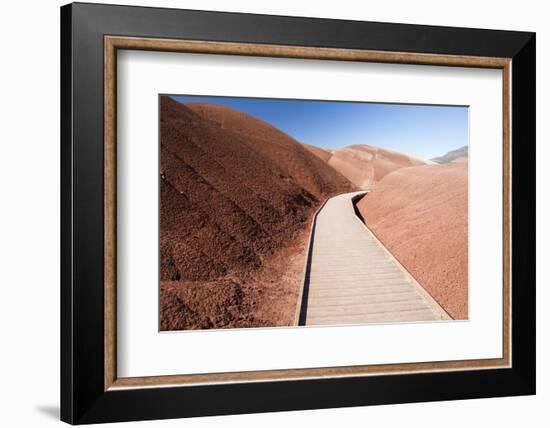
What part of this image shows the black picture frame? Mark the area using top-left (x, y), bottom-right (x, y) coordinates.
top-left (61, 2), bottom-right (535, 424)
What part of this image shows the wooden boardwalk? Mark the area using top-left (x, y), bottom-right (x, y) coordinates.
top-left (299, 192), bottom-right (450, 326)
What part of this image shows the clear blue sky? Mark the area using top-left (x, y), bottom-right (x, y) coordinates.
top-left (171, 95), bottom-right (468, 160)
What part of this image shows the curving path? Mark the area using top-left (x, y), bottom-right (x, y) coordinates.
top-left (299, 191), bottom-right (450, 326)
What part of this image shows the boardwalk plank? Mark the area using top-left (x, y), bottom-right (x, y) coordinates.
top-left (303, 192), bottom-right (448, 326)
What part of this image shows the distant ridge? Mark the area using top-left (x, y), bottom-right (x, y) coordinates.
top-left (431, 145), bottom-right (468, 163)
top-left (304, 143), bottom-right (428, 190)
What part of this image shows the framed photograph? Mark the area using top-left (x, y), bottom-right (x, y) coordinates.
top-left (60, 2), bottom-right (536, 424)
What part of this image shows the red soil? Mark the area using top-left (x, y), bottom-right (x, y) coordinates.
top-left (305, 144), bottom-right (428, 189)
top-left (160, 97), bottom-right (355, 330)
top-left (357, 162), bottom-right (468, 319)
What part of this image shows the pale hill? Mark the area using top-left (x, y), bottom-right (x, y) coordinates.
top-left (160, 97), bottom-right (356, 330)
top-left (305, 143), bottom-right (428, 189)
top-left (357, 162), bottom-right (468, 319)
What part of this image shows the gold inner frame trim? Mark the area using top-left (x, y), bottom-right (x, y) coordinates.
top-left (104, 35), bottom-right (512, 391)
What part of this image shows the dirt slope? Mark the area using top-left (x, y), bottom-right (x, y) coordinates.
top-left (160, 97), bottom-right (356, 330)
top-left (305, 144), bottom-right (428, 189)
top-left (357, 162), bottom-right (468, 319)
